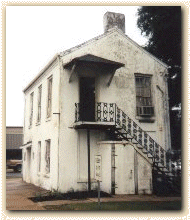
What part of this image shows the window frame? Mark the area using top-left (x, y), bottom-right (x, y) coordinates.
top-left (135, 74), bottom-right (154, 118)
top-left (36, 85), bottom-right (42, 124)
top-left (45, 139), bottom-right (51, 174)
top-left (47, 76), bottom-right (53, 119)
top-left (29, 92), bottom-right (34, 127)
top-left (38, 141), bottom-right (41, 173)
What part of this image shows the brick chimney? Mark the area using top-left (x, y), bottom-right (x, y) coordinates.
top-left (103, 11), bottom-right (125, 33)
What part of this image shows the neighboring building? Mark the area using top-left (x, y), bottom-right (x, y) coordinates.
top-left (6, 126), bottom-right (23, 160)
top-left (21, 12), bottom-right (174, 195)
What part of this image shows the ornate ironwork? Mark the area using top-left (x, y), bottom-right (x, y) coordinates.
top-left (75, 102), bottom-right (116, 123)
top-left (75, 102), bottom-right (174, 173)
top-left (75, 103), bottom-right (80, 122)
top-left (114, 106), bottom-right (167, 168)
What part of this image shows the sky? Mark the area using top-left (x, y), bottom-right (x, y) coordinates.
top-left (6, 6), bottom-right (149, 126)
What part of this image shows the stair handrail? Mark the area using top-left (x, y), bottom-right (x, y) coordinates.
top-left (114, 104), bottom-right (166, 168)
top-left (74, 102), bottom-right (177, 173)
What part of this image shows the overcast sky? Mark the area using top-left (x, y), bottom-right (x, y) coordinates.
top-left (6, 6), bottom-right (148, 126)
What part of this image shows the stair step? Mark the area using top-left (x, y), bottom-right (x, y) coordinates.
top-left (142, 150), bottom-right (148, 154)
top-left (114, 131), bottom-right (132, 139)
top-left (132, 140), bottom-right (139, 144)
top-left (115, 127), bottom-right (123, 131)
top-left (154, 162), bottom-right (165, 168)
top-left (136, 144), bottom-right (143, 149)
top-left (154, 167), bottom-right (175, 177)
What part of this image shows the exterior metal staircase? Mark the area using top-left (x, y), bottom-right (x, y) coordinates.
top-left (75, 102), bottom-right (181, 195)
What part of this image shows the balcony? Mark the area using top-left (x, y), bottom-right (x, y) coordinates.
top-left (74, 102), bottom-right (116, 129)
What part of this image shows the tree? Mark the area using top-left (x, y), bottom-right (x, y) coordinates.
top-left (137, 6), bottom-right (181, 150)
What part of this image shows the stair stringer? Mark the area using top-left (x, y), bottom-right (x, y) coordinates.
top-left (125, 141), bottom-right (153, 166)
top-left (109, 104), bottom-right (181, 195)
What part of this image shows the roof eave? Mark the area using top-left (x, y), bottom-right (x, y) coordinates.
top-left (23, 53), bottom-right (60, 93)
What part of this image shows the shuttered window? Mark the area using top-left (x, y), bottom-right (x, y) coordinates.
top-left (135, 75), bottom-right (154, 116)
top-left (38, 141), bottom-right (41, 173)
top-left (47, 76), bottom-right (53, 118)
top-left (37, 85), bottom-right (42, 123)
top-left (29, 92), bottom-right (34, 126)
top-left (45, 139), bottom-right (50, 174)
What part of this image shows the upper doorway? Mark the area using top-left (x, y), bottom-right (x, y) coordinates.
top-left (79, 77), bottom-right (95, 122)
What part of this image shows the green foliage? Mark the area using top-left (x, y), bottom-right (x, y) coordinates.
top-left (137, 6), bottom-right (181, 67)
top-left (137, 6), bottom-right (181, 103)
top-left (137, 6), bottom-right (181, 150)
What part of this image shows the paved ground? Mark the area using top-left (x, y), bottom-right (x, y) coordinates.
top-left (6, 169), bottom-right (22, 178)
top-left (6, 178), bottom-right (49, 210)
top-left (6, 177), bottom-right (181, 210)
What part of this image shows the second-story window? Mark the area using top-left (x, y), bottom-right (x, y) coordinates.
top-left (135, 74), bottom-right (154, 117)
top-left (47, 76), bottom-right (53, 118)
top-left (37, 85), bottom-right (42, 123)
top-left (29, 92), bottom-right (34, 126)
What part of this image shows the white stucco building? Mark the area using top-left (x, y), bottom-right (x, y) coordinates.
top-left (21, 12), bottom-right (172, 195)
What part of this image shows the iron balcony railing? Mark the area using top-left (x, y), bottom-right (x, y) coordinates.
top-left (74, 102), bottom-right (180, 176)
top-left (75, 102), bottom-right (116, 123)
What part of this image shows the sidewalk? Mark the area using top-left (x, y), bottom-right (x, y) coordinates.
top-left (6, 178), bottom-right (48, 210)
top-left (6, 178), bottom-right (181, 210)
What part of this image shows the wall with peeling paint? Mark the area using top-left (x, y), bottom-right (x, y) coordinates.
top-left (22, 26), bottom-right (170, 194)
top-left (22, 58), bottom-right (60, 191)
top-left (97, 141), bottom-right (152, 194)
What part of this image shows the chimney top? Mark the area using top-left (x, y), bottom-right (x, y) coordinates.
top-left (103, 11), bottom-right (125, 33)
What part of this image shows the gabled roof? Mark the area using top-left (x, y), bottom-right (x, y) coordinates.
top-left (23, 27), bottom-right (168, 92)
top-left (60, 27), bottom-right (168, 68)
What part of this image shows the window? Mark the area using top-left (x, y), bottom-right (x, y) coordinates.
top-left (29, 92), bottom-right (34, 126)
top-left (135, 74), bottom-right (154, 117)
top-left (47, 76), bottom-right (53, 118)
top-left (45, 139), bottom-right (50, 174)
top-left (38, 141), bottom-right (41, 173)
top-left (37, 85), bottom-right (42, 123)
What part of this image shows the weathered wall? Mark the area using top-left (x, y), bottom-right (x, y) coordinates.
top-left (22, 58), bottom-right (60, 191)
top-left (96, 142), bottom-right (112, 194)
top-left (57, 62), bottom-right (109, 192)
top-left (60, 29), bottom-right (170, 149)
top-left (22, 27), bottom-right (170, 193)
top-left (137, 153), bottom-right (152, 194)
top-left (97, 141), bottom-right (152, 194)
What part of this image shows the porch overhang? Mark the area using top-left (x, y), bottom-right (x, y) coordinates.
top-left (64, 54), bottom-right (125, 86)
top-left (20, 141), bottom-right (32, 149)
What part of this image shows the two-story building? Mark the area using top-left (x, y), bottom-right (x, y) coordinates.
top-left (21, 12), bottom-right (172, 195)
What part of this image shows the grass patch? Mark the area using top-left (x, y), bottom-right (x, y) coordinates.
top-left (44, 201), bottom-right (181, 211)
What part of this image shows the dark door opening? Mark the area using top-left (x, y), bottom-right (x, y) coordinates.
top-left (80, 77), bottom-right (95, 122)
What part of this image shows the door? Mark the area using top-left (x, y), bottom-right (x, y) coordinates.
top-left (26, 148), bottom-right (31, 183)
top-left (115, 144), bottom-right (135, 194)
top-left (80, 77), bottom-right (95, 122)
